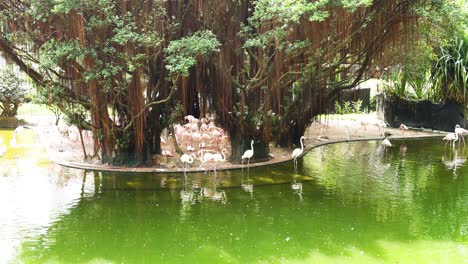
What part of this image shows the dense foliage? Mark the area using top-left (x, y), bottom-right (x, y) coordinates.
top-left (0, 0), bottom-right (463, 164)
top-left (382, 0), bottom-right (468, 104)
top-left (0, 67), bottom-right (27, 117)
top-left (432, 35), bottom-right (468, 104)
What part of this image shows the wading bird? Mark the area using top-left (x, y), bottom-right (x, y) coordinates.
top-left (212, 148), bottom-right (228, 174)
top-left (443, 132), bottom-right (458, 150)
top-left (242, 140), bottom-right (254, 176)
top-left (292, 136), bottom-right (306, 169)
top-left (180, 153), bottom-right (196, 173)
top-left (454, 124), bottom-right (468, 147)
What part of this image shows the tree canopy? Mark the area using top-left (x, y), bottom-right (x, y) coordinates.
top-left (0, 0), bottom-right (464, 165)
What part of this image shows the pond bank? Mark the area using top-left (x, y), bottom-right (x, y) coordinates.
top-left (46, 117), bottom-right (444, 173)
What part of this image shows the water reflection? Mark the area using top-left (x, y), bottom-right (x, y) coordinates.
top-left (1, 131), bottom-right (467, 263)
top-left (442, 149), bottom-right (466, 177)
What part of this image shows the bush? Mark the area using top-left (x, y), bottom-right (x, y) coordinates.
top-left (0, 67), bottom-right (28, 117)
top-left (334, 99), bottom-right (364, 115)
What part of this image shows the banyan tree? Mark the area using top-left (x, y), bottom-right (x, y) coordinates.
top-left (0, 0), bottom-right (442, 165)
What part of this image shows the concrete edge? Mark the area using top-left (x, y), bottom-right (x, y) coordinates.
top-left (52, 133), bottom-right (444, 174)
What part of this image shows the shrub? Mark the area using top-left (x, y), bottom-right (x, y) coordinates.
top-left (0, 67), bottom-right (28, 117)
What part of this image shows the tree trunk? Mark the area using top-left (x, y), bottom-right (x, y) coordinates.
top-left (77, 126), bottom-right (87, 160)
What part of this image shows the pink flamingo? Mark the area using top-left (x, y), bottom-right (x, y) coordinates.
top-left (162, 150), bottom-right (174, 164)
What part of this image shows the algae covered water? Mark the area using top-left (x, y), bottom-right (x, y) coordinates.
top-left (1, 130), bottom-right (467, 263)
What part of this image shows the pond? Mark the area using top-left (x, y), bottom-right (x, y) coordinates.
top-left (1, 129), bottom-right (467, 263)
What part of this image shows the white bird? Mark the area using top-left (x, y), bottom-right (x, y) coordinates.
top-left (198, 150), bottom-right (215, 172)
top-left (211, 148), bottom-right (228, 174)
top-left (242, 140), bottom-right (254, 165)
top-left (376, 121), bottom-right (387, 132)
top-left (443, 132), bottom-right (458, 150)
top-left (212, 148), bottom-right (228, 162)
top-left (454, 124), bottom-right (468, 147)
top-left (360, 120), bottom-right (370, 131)
top-left (242, 140), bottom-right (254, 176)
top-left (180, 153), bottom-right (196, 172)
top-left (184, 115), bottom-right (199, 124)
top-left (399, 124), bottom-right (408, 130)
top-left (291, 136), bottom-right (306, 168)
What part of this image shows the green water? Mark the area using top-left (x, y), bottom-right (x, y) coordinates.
top-left (1, 130), bottom-right (467, 263)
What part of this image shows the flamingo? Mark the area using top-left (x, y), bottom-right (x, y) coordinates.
top-left (443, 132), bottom-right (458, 150)
top-left (181, 130), bottom-right (192, 146)
top-left (454, 124), bottom-right (468, 147)
top-left (242, 140), bottom-right (254, 176)
top-left (376, 121), bottom-right (387, 132)
top-left (201, 133), bottom-right (212, 148)
top-left (180, 153), bottom-right (196, 173)
top-left (186, 145), bottom-right (195, 152)
top-left (184, 115), bottom-right (199, 124)
top-left (360, 119), bottom-right (370, 131)
top-left (211, 148), bottom-right (228, 174)
top-left (191, 131), bottom-right (202, 142)
top-left (399, 124), bottom-right (408, 130)
top-left (292, 136), bottom-right (306, 169)
top-left (162, 150), bottom-right (174, 164)
top-left (199, 150), bottom-right (215, 172)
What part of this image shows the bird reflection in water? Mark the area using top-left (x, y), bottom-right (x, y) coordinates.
top-left (201, 187), bottom-right (226, 203)
top-left (291, 173), bottom-right (303, 200)
top-left (291, 181), bottom-right (303, 200)
top-left (182, 172), bottom-right (227, 203)
top-left (241, 182), bottom-right (254, 193)
top-left (180, 170), bottom-right (196, 203)
top-left (399, 144), bottom-right (407, 157)
top-left (201, 165), bottom-right (227, 203)
top-left (241, 167), bottom-right (254, 194)
top-left (442, 149), bottom-right (466, 177)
